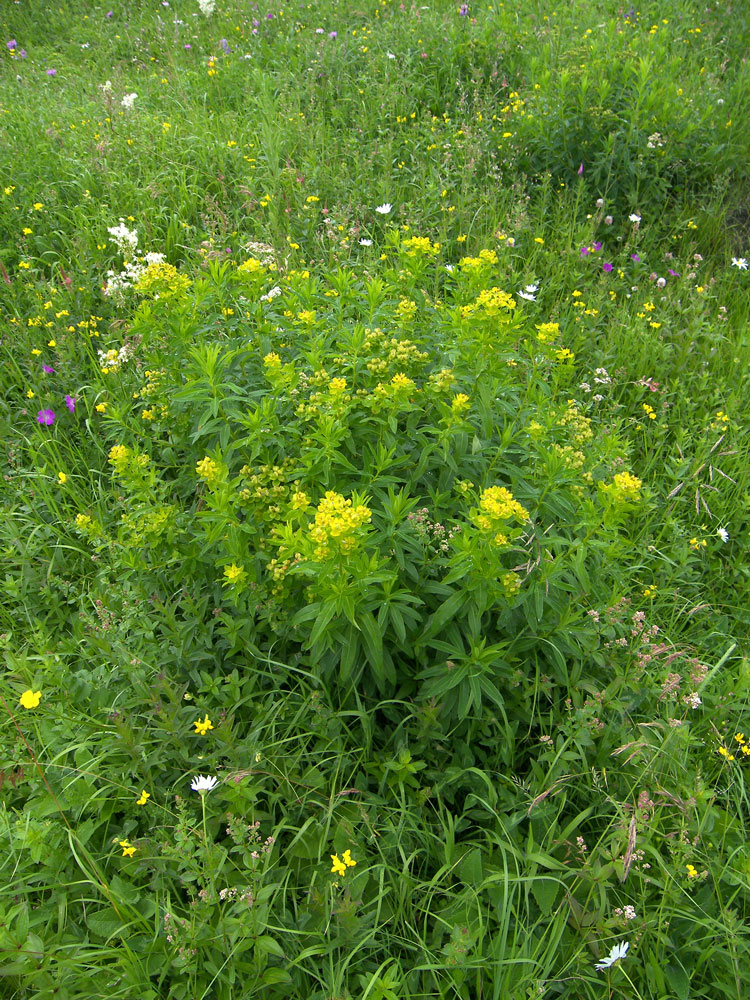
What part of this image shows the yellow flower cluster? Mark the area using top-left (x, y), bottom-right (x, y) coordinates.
top-left (557, 400), bottom-right (593, 446)
top-left (196, 456), bottom-right (221, 485)
top-left (395, 298), bottom-right (418, 322)
top-left (477, 486), bottom-right (530, 526)
top-left (465, 286), bottom-right (517, 317)
top-left (459, 249), bottom-right (498, 270)
top-left (373, 372), bottom-right (417, 406)
top-left (330, 849), bottom-right (357, 877)
top-left (401, 236), bottom-right (440, 257)
top-left (237, 257), bottom-right (267, 276)
top-left (223, 564), bottom-right (246, 586)
top-left (108, 444), bottom-right (130, 466)
top-left (360, 328), bottom-right (429, 376)
top-left (134, 261), bottom-right (191, 298)
top-left (604, 471), bottom-right (643, 502)
top-left (535, 322), bottom-right (560, 343)
top-left (451, 393), bottom-right (470, 414)
top-left (194, 714), bottom-right (214, 735)
top-left (310, 491), bottom-right (372, 560)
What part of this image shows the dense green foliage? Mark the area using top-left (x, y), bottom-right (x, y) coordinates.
top-left (0, 1), bottom-right (748, 998)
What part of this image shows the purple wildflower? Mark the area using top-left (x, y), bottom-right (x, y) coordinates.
top-left (668, 269), bottom-right (679, 277)
top-left (46, 68), bottom-right (57, 76)
top-left (37, 409), bottom-right (56, 425)
top-left (578, 162), bottom-right (584, 176)
top-left (64, 394), bottom-right (76, 413)
top-left (106, 11), bottom-right (113, 17)
top-left (19, 49), bottom-right (26, 58)
top-left (603, 262), bottom-right (613, 273)
top-left (42, 364), bottom-right (55, 374)
top-left (631, 254), bottom-right (641, 262)
top-left (580, 247), bottom-right (589, 257)
top-left (329, 30), bottom-right (337, 39)
top-left (221, 38), bottom-right (230, 53)
top-left (184, 43), bottom-right (191, 49)
top-left (459, 3), bottom-right (469, 14)
top-left (7, 40), bottom-right (16, 50)
top-left (592, 241), bottom-right (602, 251)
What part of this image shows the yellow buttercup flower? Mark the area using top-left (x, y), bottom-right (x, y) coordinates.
top-left (136, 790), bottom-right (150, 806)
top-left (19, 689), bottom-right (41, 709)
top-left (119, 840), bottom-right (136, 857)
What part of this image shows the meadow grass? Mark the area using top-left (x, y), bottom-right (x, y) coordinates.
top-left (0, 1), bottom-right (748, 998)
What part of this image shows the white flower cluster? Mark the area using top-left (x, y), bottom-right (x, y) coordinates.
top-left (104, 221), bottom-right (165, 298)
top-left (121, 92), bottom-right (138, 110)
top-left (259, 285), bottom-right (282, 303)
top-left (107, 220), bottom-right (139, 256)
top-left (646, 132), bottom-right (665, 149)
top-left (197, 0), bottom-right (216, 15)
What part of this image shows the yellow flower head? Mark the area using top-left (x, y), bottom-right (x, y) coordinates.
top-left (57, 471), bottom-right (67, 484)
top-left (19, 689), bottom-right (41, 709)
top-left (119, 840), bottom-right (136, 857)
top-left (136, 790), bottom-right (150, 806)
top-left (330, 854), bottom-right (347, 877)
top-left (194, 714), bottom-right (214, 736)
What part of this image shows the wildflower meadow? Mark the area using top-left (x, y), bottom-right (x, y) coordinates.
top-left (1, 1), bottom-right (749, 997)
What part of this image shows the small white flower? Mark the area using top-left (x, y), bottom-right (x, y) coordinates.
top-left (506, 237), bottom-right (515, 247)
top-left (684, 692), bottom-right (702, 709)
top-left (629, 213), bottom-right (641, 224)
top-left (197, 0), bottom-right (216, 15)
top-left (592, 393), bottom-right (604, 402)
top-left (121, 92), bottom-right (138, 110)
top-left (191, 775), bottom-right (219, 793)
top-left (315, 28), bottom-right (325, 34)
top-left (596, 198), bottom-right (605, 208)
top-left (517, 290), bottom-right (536, 301)
top-left (445, 264), bottom-right (455, 273)
top-left (731, 257), bottom-right (748, 270)
top-left (375, 203), bottom-right (392, 215)
top-left (100, 80), bottom-right (113, 93)
top-left (595, 940), bottom-right (629, 971)
top-left (717, 527), bottom-right (729, 543)
top-left (656, 276), bottom-right (666, 288)
top-left (387, 51), bottom-right (396, 59)
top-left (260, 285), bottom-right (282, 302)
top-left (358, 238), bottom-right (373, 246)
top-left (524, 283), bottom-right (539, 293)
top-left (579, 382), bottom-right (591, 393)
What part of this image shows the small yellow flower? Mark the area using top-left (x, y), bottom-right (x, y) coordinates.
top-left (223, 564), bottom-right (246, 586)
top-left (718, 746), bottom-right (735, 761)
top-left (136, 790), bottom-right (150, 806)
top-left (341, 849), bottom-right (357, 868)
top-left (686, 864), bottom-right (698, 878)
top-left (734, 733), bottom-right (746, 744)
top-left (194, 714), bottom-right (214, 736)
top-left (19, 689), bottom-right (42, 709)
top-left (330, 854), bottom-right (347, 877)
top-left (119, 839), bottom-right (136, 857)
top-left (95, 402), bottom-right (108, 413)
top-left (57, 471), bottom-right (67, 484)
top-left (26, 389), bottom-right (34, 399)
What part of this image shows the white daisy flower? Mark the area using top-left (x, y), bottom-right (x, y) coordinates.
top-left (595, 940), bottom-right (629, 972)
top-left (190, 775), bottom-right (219, 794)
top-left (358, 238), bottom-right (373, 246)
top-left (731, 257), bottom-right (747, 270)
top-left (517, 289), bottom-right (536, 301)
top-left (717, 527), bottom-right (729, 543)
top-left (375, 203), bottom-right (392, 215)
top-left (629, 213), bottom-right (641, 223)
